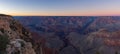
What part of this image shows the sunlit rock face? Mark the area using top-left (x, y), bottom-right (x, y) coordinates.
top-left (0, 14), bottom-right (36, 54)
top-left (14, 16), bottom-right (120, 54)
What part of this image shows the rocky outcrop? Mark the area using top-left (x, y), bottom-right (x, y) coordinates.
top-left (0, 14), bottom-right (36, 54)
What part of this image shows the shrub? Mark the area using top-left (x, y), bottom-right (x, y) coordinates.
top-left (0, 28), bottom-right (5, 33)
top-left (115, 51), bottom-right (118, 54)
top-left (96, 51), bottom-right (100, 54)
top-left (0, 34), bottom-right (9, 53)
top-left (10, 25), bottom-right (17, 31)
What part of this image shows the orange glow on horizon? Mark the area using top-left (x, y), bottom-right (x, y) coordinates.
top-left (3, 10), bottom-right (120, 16)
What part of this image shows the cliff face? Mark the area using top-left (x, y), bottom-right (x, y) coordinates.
top-left (0, 14), bottom-right (36, 54)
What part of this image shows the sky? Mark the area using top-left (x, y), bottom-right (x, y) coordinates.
top-left (0, 0), bottom-right (120, 16)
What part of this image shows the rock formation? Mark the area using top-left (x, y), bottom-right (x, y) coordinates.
top-left (14, 16), bottom-right (120, 54)
top-left (0, 14), bottom-right (36, 54)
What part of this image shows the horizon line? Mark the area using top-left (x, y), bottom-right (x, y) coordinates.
top-left (13, 15), bottom-right (120, 16)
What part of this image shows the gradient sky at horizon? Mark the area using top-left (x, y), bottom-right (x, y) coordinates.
top-left (0, 0), bottom-right (120, 16)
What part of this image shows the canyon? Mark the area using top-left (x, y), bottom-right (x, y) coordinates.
top-left (14, 16), bottom-right (120, 54)
top-left (1, 15), bottom-right (120, 54)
